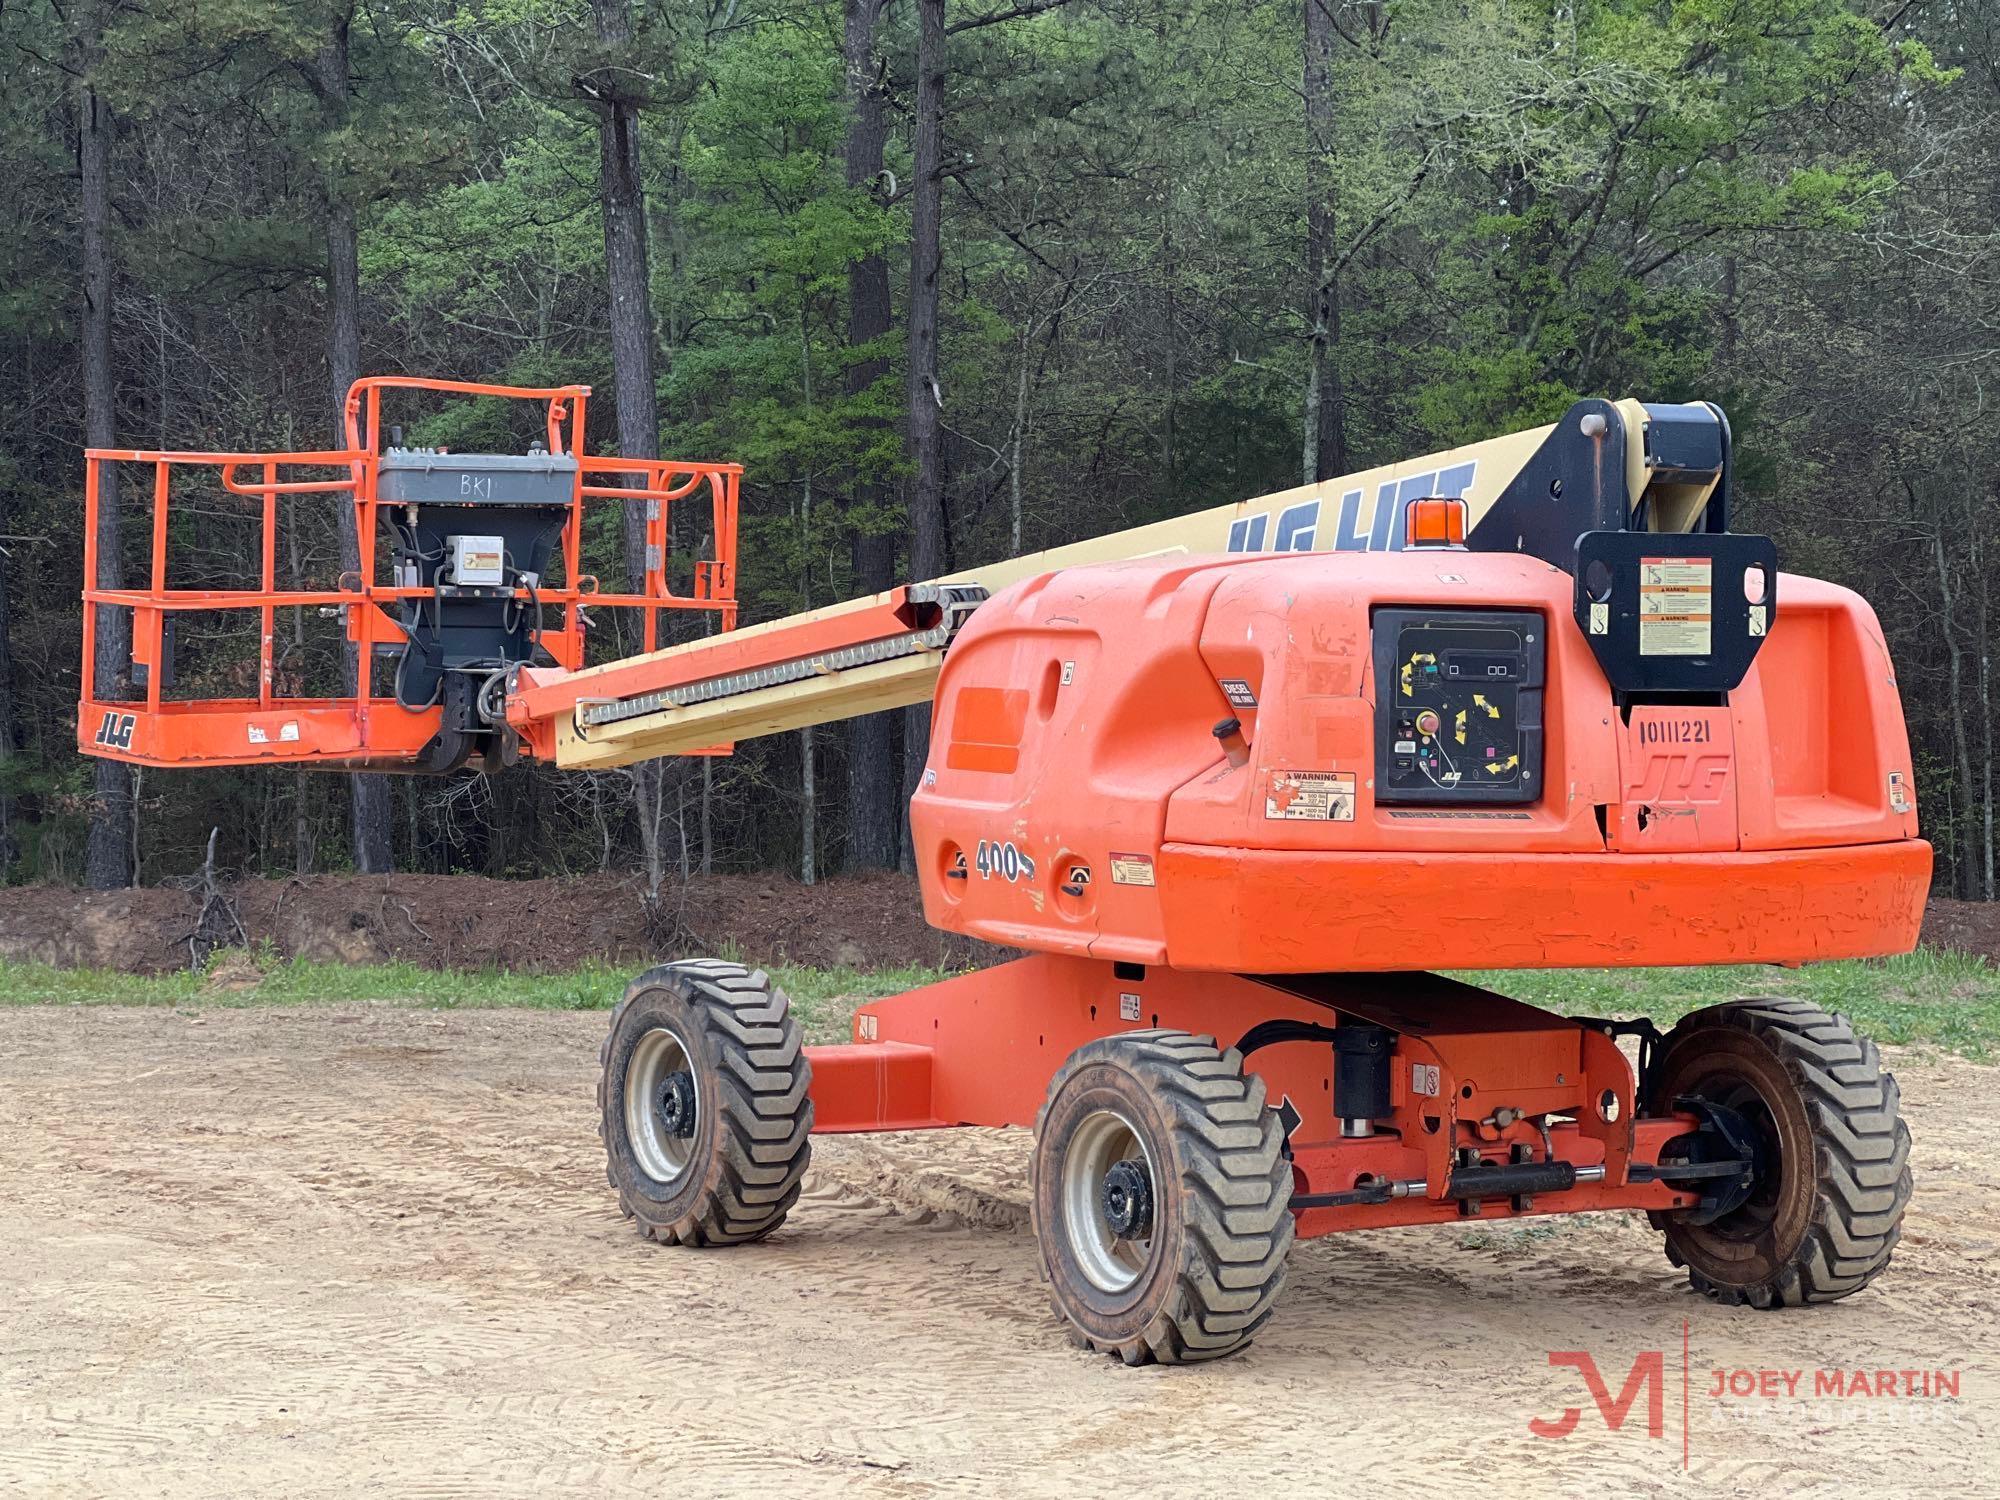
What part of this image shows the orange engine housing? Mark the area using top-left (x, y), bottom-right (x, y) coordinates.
top-left (909, 551), bottom-right (1930, 972)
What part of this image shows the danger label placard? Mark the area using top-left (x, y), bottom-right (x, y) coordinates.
top-left (1108, 852), bottom-right (1156, 886)
top-left (1639, 556), bottom-right (1712, 657)
top-left (1265, 770), bottom-right (1356, 821)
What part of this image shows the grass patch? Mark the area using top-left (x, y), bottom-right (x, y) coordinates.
top-left (1461, 947), bottom-right (2000, 1060)
top-left (0, 947), bottom-right (1994, 1059)
top-left (0, 951), bottom-right (950, 1046)
top-left (1456, 1219), bottom-right (1573, 1253)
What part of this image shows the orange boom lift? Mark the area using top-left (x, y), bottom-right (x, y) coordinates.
top-left (82, 378), bottom-right (1927, 1363)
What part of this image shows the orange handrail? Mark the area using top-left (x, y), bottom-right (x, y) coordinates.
top-left (341, 375), bottom-right (591, 457)
top-left (83, 447), bottom-right (361, 464)
top-left (219, 460), bottom-right (369, 496)
top-left (78, 375), bottom-right (739, 770)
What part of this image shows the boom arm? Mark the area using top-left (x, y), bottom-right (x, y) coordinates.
top-left (507, 397), bottom-right (1727, 771)
top-left (75, 386), bottom-right (1724, 776)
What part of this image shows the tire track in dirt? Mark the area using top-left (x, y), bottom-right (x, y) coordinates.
top-left (1, 1005), bottom-right (1994, 1497)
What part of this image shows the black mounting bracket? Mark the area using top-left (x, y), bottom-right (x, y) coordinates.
top-left (1571, 529), bottom-right (1776, 696)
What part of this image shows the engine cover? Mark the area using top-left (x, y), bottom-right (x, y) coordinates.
top-left (907, 550), bottom-right (1925, 973)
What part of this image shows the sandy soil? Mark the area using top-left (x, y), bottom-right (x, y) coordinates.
top-left (2, 1005), bottom-right (1995, 1498)
top-left (0, 873), bottom-right (1001, 976)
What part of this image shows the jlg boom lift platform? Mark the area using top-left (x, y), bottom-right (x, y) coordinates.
top-left (82, 377), bottom-right (1927, 1362)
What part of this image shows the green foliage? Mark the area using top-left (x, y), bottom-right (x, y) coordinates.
top-left (0, 0), bottom-right (1982, 886)
top-left (1388, 0), bottom-right (1932, 438)
top-left (366, 117), bottom-right (608, 399)
top-left (659, 16), bottom-right (907, 619)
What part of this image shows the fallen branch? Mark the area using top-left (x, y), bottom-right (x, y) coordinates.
top-left (179, 828), bottom-right (247, 970)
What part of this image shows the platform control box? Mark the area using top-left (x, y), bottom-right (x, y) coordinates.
top-left (1371, 608), bottom-right (1545, 805)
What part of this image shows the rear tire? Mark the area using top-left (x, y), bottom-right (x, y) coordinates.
top-left (1646, 998), bottom-right (1910, 1308)
top-left (598, 960), bottom-right (813, 1246)
top-left (1032, 1030), bottom-right (1293, 1364)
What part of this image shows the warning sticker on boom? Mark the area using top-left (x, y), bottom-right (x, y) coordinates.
top-left (1638, 556), bottom-right (1712, 657)
top-left (1265, 770), bottom-right (1356, 821)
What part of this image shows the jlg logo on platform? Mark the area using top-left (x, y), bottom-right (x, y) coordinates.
top-left (91, 710), bottom-right (136, 751)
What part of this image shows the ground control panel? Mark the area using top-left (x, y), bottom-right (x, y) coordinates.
top-left (1371, 608), bottom-right (1544, 804)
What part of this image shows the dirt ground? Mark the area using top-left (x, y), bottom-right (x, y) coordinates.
top-left (1917, 896), bottom-right (2000, 967)
top-left (1, 1006), bottom-right (1995, 1498)
top-left (0, 876), bottom-right (1990, 978)
top-left (0, 872), bottom-right (996, 976)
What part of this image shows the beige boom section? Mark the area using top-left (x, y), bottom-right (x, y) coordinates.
top-left (535, 400), bottom-right (1691, 771)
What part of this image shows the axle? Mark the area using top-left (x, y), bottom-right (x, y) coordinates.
top-left (796, 955), bottom-right (1766, 1238)
top-left (599, 956), bottom-right (1912, 1365)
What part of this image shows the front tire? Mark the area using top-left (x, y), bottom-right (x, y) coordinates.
top-left (598, 961), bottom-right (813, 1246)
top-left (1646, 998), bottom-right (1911, 1308)
top-left (1032, 1030), bottom-right (1293, 1364)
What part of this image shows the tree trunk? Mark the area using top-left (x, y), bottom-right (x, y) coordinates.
top-left (842, 0), bottom-right (903, 870)
top-left (1301, 0), bottom-right (1345, 483)
top-left (632, 763), bottom-right (665, 894)
top-left (79, 64), bottom-right (134, 890)
top-left (1162, 207), bottom-right (1178, 484)
top-left (1932, 521), bottom-right (1980, 898)
top-left (587, 0), bottom-right (670, 892)
top-left (589, 0), bottom-right (661, 583)
top-left (1716, 117), bottom-right (1739, 370)
top-left (1717, 252), bottom-right (1739, 371)
top-left (798, 302), bottom-right (818, 886)
top-left (899, 0), bottom-right (947, 869)
top-left (284, 495), bottom-right (316, 877)
top-left (1973, 515), bottom-right (1994, 900)
top-left (313, 8), bottom-right (392, 875)
top-left (800, 727), bottom-right (817, 883)
top-left (0, 512), bottom-right (16, 875)
top-left (1010, 324), bottom-right (1030, 554)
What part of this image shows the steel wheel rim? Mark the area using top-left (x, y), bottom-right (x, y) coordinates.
top-left (1062, 1106), bottom-right (1158, 1293)
top-left (1694, 1071), bottom-right (1784, 1240)
top-left (626, 1025), bottom-right (699, 1186)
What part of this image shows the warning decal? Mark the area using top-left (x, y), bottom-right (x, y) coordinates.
top-left (1639, 556), bottom-right (1712, 657)
top-left (1109, 852), bottom-right (1156, 886)
top-left (1265, 770), bottom-right (1356, 821)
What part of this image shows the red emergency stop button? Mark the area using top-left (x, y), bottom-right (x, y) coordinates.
top-left (1415, 709), bottom-right (1441, 737)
